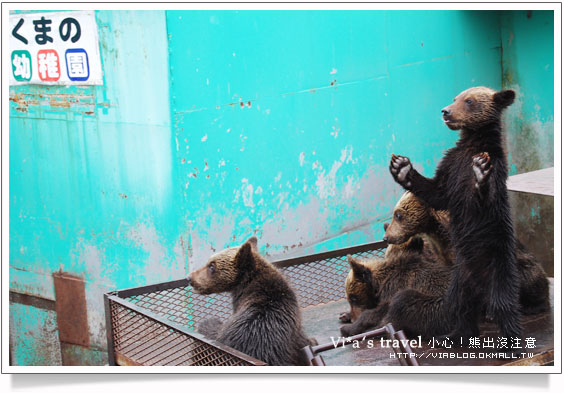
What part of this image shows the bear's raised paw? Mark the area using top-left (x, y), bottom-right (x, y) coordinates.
top-left (472, 152), bottom-right (492, 189)
top-left (390, 154), bottom-right (413, 188)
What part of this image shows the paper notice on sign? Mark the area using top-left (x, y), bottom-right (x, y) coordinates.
top-left (9, 11), bottom-right (103, 85)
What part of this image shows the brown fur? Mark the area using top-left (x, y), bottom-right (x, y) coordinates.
top-left (339, 236), bottom-right (451, 336)
top-left (389, 86), bottom-right (525, 343)
top-left (384, 191), bottom-right (452, 266)
top-left (385, 191), bottom-right (549, 317)
top-left (188, 237), bottom-right (313, 365)
top-left (443, 86), bottom-right (510, 131)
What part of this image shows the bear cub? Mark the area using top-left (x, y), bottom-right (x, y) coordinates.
top-left (383, 191), bottom-right (452, 266)
top-left (188, 236), bottom-right (313, 365)
top-left (389, 86), bottom-right (522, 344)
top-left (339, 236), bottom-right (451, 337)
top-left (384, 191), bottom-right (549, 317)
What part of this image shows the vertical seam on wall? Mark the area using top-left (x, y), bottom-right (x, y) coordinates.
top-left (164, 11), bottom-right (190, 277)
top-left (499, 11), bottom-right (505, 89)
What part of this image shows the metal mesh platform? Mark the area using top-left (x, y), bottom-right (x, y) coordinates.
top-left (105, 240), bottom-right (387, 366)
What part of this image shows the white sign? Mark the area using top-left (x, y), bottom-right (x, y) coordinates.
top-left (9, 11), bottom-right (103, 85)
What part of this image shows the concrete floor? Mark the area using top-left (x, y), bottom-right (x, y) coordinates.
top-left (301, 280), bottom-right (554, 366)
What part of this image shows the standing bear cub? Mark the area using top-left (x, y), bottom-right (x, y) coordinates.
top-left (389, 87), bottom-right (522, 344)
top-left (384, 191), bottom-right (549, 317)
top-left (187, 237), bottom-right (313, 365)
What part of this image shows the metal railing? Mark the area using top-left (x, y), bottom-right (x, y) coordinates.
top-left (105, 240), bottom-right (416, 366)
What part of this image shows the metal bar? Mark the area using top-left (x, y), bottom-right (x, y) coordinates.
top-left (107, 241), bottom-right (389, 366)
top-left (311, 356), bottom-right (326, 366)
top-left (115, 351), bottom-right (143, 366)
top-left (300, 345), bottom-right (315, 366)
top-left (114, 278), bottom-right (190, 299)
top-left (311, 326), bottom-right (389, 354)
top-left (304, 324), bottom-right (415, 367)
top-left (104, 294), bottom-right (117, 366)
top-left (394, 329), bottom-right (419, 366)
top-left (384, 323), bottom-right (407, 366)
top-left (114, 242), bottom-right (387, 299)
top-left (106, 294), bottom-right (266, 365)
top-left (271, 240), bottom-right (387, 269)
top-left (9, 291), bottom-right (56, 311)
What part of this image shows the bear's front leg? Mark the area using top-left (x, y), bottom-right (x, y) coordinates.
top-left (197, 317), bottom-right (223, 340)
top-left (390, 154), bottom-right (448, 210)
top-left (472, 152), bottom-right (493, 190)
top-left (338, 311), bottom-right (352, 323)
top-left (389, 154), bottom-right (413, 188)
top-left (340, 303), bottom-right (389, 337)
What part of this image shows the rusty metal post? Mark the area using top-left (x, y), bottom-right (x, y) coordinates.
top-left (311, 355), bottom-right (326, 366)
top-left (300, 345), bottom-right (315, 366)
top-left (393, 329), bottom-right (419, 366)
top-left (384, 323), bottom-right (407, 366)
top-left (300, 344), bottom-right (328, 366)
top-left (104, 293), bottom-right (117, 366)
top-left (302, 325), bottom-right (415, 366)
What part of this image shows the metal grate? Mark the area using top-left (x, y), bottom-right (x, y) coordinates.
top-left (280, 247), bottom-right (386, 307)
top-left (106, 241), bottom-right (387, 366)
top-left (127, 287), bottom-right (232, 330)
top-left (109, 298), bottom-right (262, 366)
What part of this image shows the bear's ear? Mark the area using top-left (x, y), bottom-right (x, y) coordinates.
top-left (493, 89), bottom-right (516, 108)
top-left (246, 236), bottom-right (258, 251)
top-left (348, 256), bottom-right (372, 284)
top-left (235, 239), bottom-right (256, 271)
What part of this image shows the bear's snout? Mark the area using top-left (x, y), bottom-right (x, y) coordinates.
top-left (187, 268), bottom-right (208, 293)
top-left (441, 107), bottom-right (452, 118)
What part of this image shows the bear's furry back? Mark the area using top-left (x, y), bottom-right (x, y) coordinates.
top-left (215, 259), bottom-right (311, 366)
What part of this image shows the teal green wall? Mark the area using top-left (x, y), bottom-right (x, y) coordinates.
top-left (10, 10), bottom-right (180, 365)
top-left (501, 10), bottom-right (554, 174)
top-left (167, 10), bottom-right (501, 263)
top-left (9, 10), bottom-right (554, 365)
top-left (500, 10), bottom-right (554, 279)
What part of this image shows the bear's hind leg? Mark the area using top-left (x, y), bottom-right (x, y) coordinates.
top-left (435, 268), bottom-right (482, 346)
top-left (489, 284), bottom-right (523, 348)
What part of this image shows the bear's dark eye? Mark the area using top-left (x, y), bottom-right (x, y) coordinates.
top-left (465, 99), bottom-right (473, 105)
top-left (394, 212), bottom-right (403, 221)
top-left (208, 262), bottom-right (216, 274)
top-left (349, 295), bottom-right (359, 305)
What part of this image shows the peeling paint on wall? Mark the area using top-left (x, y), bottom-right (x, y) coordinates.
top-left (10, 10), bottom-right (177, 365)
top-left (9, 303), bottom-right (62, 366)
top-left (167, 10), bottom-right (503, 267)
top-left (501, 10), bottom-right (554, 173)
top-left (313, 146), bottom-right (356, 200)
top-left (9, 10), bottom-right (554, 366)
top-left (504, 85), bottom-right (554, 175)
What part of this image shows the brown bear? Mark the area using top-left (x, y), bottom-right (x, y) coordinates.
top-left (385, 237), bottom-right (548, 340)
top-left (389, 86), bottom-right (522, 345)
top-left (187, 236), bottom-right (313, 365)
top-left (384, 191), bottom-right (549, 316)
top-left (339, 236), bottom-right (451, 337)
top-left (383, 191), bottom-right (452, 266)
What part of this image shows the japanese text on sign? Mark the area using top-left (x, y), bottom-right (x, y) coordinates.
top-left (10, 11), bottom-right (102, 85)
